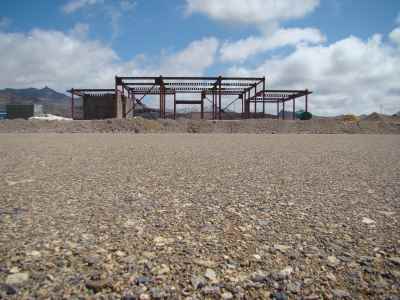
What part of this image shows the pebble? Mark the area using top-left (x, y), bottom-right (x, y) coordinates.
top-left (276, 266), bottom-right (293, 279)
top-left (274, 244), bottom-right (290, 253)
top-left (326, 272), bottom-right (337, 281)
top-left (152, 264), bottom-right (170, 275)
top-left (202, 286), bottom-right (220, 295)
top-left (272, 291), bottom-right (288, 300)
top-left (204, 268), bottom-right (217, 281)
top-left (6, 272), bottom-right (29, 285)
top-left (150, 287), bottom-right (166, 299)
top-left (250, 271), bottom-right (269, 283)
top-left (85, 278), bottom-right (111, 293)
top-left (136, 276), bottom-right (150, 285)
top-left (388, 257), bottom-right (400, 265)
top-left (332, 289), bottom-right (350, 298)
top-left (327, 255), bottom-right (340, 268)
top-left (191, 275), bottom-right (206, 289)
top-left (0, 283), bottom-right (18, 295)
top-left (221, 291), bottom-right (234, 299)
top-left (193, 259), bottom-right (216, 268)
top-left (139, 293), bottom-right (151, 300)
top-left (361, 217), bottom-right (375, 225)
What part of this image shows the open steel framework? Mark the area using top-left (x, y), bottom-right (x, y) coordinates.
top-left (69, 76), bottom-right (312, 120)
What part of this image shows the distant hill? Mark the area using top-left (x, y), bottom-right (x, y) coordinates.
top-left (0, 87), bottom-right (71, 117)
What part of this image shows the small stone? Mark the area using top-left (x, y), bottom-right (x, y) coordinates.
top-left (272, 291), bottom-right (288, 300)
top-left (388, 257), bottom-right (400, 265)
top-left (27, 250), bottom-right (41, 258)
top-left (152, 264), bottom-right (170, 275)
top-left (191, 275), bottom-right (206, 289)
top-left (9, 266), bottom-right (20, 274)
top-left (85, 278), bottom-right (111, 293)
top-left (193, 259), bottom-right (216, 268)
top-left (0, 283), bottom-right (18, 295)
top-left (139, 293), bottom-right (150, 300)
top-left (115, 250), bottom-right (126, 257)
top-left (202, 286), bottom-right (220, 295)
top-left (153, 236), bottom-right (174, 247)
top-left (274, 244), bottom-right (290, 253)
top-left (361, 217), bottom-right (375, 225)
top-left (287, 281), bottom-right (301, 293)
top-left (276, 266), bottom-right (293, 279)
top-left (150, 287), bottom-right (166, 299)
top-left (221, 291), bottom-right (234, 299)
top-left (327, 256), bottom-right (340, 268)
top-left (136, 276), bottom-right (150, 285)
top-left (204, 268), bottom-right (217, 281)
top-left (332, 289), bottom-right (351, 298)
top-left (326, 272), bottom-right (337, 281)
top-left (253, 254), bottom-right (261, 260)
top-left (250, 271), bottom-right (269, 283)
top-left (6, 272), bottom-right (29, 285)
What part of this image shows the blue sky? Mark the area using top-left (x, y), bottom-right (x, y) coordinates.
top-left (0, 0), bottom-right (399, 115)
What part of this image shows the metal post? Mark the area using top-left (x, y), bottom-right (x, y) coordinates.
top-left (293, 99), bottom-right (296, 120)
top-left (254, 84), bottom-right (257, 118)
top-left (71, 89), bottom-right (74, 119)
top-left (305, 89), bottom-right (308, 112)
top-left (283, 101), bottom-right (285, 120)
top-left (262, 79), bottom-right (265, 117)
top-left (201, 96), bottom-right (204, 119)
top-left (173, 92), bottom-right (176, 120)
top-left (218, 77), bottom-right (222, 120)
top-left (277, 101), bottom-right (279, 120)
top-left (247, 89), bottom-right (251, 119)
top-left (212, 91), bottom-right (215, 120)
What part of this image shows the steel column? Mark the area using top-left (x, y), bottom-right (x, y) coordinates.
top-left (71, 89), bottom-right (74, 119)
top-left (293, 99), bottom-right (296, 120)
top-left (305, 89), bottom-right (308, 112)
top-left (173, 92), bottom-right (176, 120)
top-left (277, 101), bottom-right (279, 119)
top-left (255, 86), bottom-right (257, 116)
top-left (218, 77), bottom-right (222, 120)
top-left (283, 101), bottom-right (285, 120)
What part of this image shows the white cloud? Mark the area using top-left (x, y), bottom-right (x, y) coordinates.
top-left (69, 23), bottom-right (90, 40)
top-left (227, 32), bottom-right (400, 115)
top-left (160, 37), bottom-right (219, 75)
top-left (0, 27), bottom-right (219, 93)
top-left (185, 0), bottom-right (319, 26)
top-left (390, 27), bottom-right (400, 46)
top-left (220, 27), bottom-right (325, 62)
top-left (120, 0), bottom-right (136, 11)
top-left (62, 0), bottom-right (103, 14)
top-left (0, 17), bottom-right (11, 30)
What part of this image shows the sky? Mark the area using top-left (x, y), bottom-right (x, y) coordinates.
top-left (0, 0), bottom-right (399, 115)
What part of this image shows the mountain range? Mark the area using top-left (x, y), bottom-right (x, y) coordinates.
top-left (0, 87), bottom-right (71, 116)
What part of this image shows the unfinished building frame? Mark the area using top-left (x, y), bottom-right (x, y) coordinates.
top-left (69, 76), bottom-right (312, 120)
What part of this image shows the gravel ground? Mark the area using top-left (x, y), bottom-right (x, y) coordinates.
top-left (0, 134), bottom-right (399, 299)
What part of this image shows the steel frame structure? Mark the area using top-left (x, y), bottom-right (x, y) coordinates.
top-left (68, 76), bottom-right (312, 120)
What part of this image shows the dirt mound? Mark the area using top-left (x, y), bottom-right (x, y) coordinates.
top-left (364, 112), bottom-right (384, 121)
top-left (0, 116), bottom-right (399, 134)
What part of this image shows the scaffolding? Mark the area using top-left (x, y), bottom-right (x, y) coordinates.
top-left (68, 76), bottom-right (312, 120)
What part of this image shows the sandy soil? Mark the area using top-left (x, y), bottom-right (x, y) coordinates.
top-left (0, 134), bottom-right (399, 299)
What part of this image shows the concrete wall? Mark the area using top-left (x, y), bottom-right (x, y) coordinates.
top-left (83, 94), bottom-right (116, 120)
top-left (82, 94), bottom-right (132, 120)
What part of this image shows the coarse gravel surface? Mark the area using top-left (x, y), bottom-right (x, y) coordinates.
top-left (0, 134), bottom-right (399, 299)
